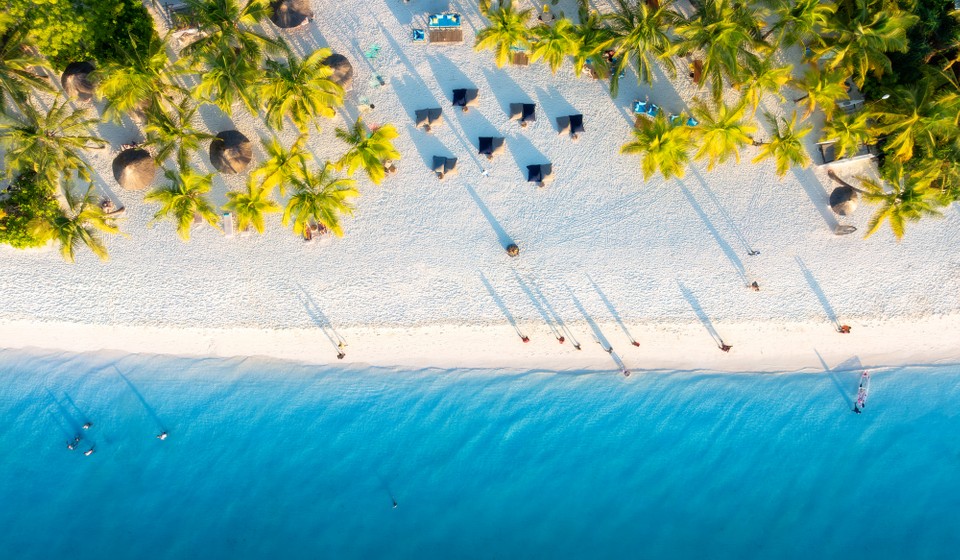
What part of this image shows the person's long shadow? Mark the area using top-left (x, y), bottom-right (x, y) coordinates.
top-left (512, 270), bottom-right (563, 340)
top-left (679, 182), bottom-right (748, 285)
top-left (527, 276), bottom-right (581, 347)
top-left (796, 256), bottom-right (841, 330)
top-left (297, 285), bottom-right (346, 355)
top-left (689, 167), bottom-right (759, 256)
top-left (677, 280), bottom-right (725, 348)
top-left (479, 272), bottom-right (524, 338)
top-left (566, 287), bottom-right (626, 371)
top-left (465, 183), bottom-right (514, 249)
top-left (814, 349), bottom-right (857, 410)
top-left (113, 366), bottom-right (165, 432)
top-left (45, 389), bottom-right (82, 439)
top-left (792, 166), bottom-right (839, 232)
top-left (586, 273), bottom-right (638, 345)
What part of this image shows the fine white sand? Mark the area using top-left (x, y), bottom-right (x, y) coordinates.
top-left (1, 0), bottom-right (959, 374)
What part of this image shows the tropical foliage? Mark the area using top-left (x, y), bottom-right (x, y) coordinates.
top-left (475, 0), bottom-right (533, 68)
top-left (144, 99), bottom-right (214, 167)
top-left (29, 182), bottom-right (121, 262)
top-left (621, 114), bottom-right (693, 180)
top-left (820, 111), bottom-right (873, 160)
top-left (94, 32), bottom-right (185, 122)
top-left (252, 135), bottom-right (310, 196)
top-left (261, 48), bottom-right (344, 132)
top-left (792, 65), bottom-right (850, 120)
top-left (752, 112), bottom-right (812, 177)
top-left (609, 0), bottom-right (681, 92)
top-left (571, 0), bottom-right (614, 79)
top-left (0, 23), bottom-right (53, 112)
top-left (530, 18), bottom-right (578, 74)
top-left (145, 166), bottom-right (220, 241)
top-left (691, 100), bottom-right (757, 170)
top-left (335, 119), bottom-right (401, 185)
top-left (181, 0), bottom-right (282, 63)
top-left (0, 172), bottom-right (60, 249)
top-left (224, 183), bottom-right (280, 234)
top-left (283, 163), bottom-right (359, 237)
top-left (859, 160), bottom-right (941, 240)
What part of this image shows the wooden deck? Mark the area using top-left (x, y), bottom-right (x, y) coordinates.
top-left (429, 28), bottom-right (463, 43)
top-left (511, 52), bottom-right (529, 66)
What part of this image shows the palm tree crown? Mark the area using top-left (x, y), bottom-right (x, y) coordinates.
top-left (145, 165), bottom-right (220, 241)
top-left (609, 0), bottom-right (682, 92)
top-left (182, 0), bottom-right (282, 62)
top-left (858, 160), bottom-right (941, 240)
top-left (571, 0), bottom-right (615, 79)
top-left (529, 17), bottom-right (579, 74)
top-left (691, 100), bottom-right (757, 170)
top-left (144, 98), bottom-right (215, 166)
top-left (283, 162), bottom-right (359, 237)
top-left (30, 182), bottom-right (120, 262)
top-left (335, 118), bottom-right (401, 185)
top-left (251, 135), bottom-right (310, 196)
top-left (0, 23), bottom-right (54, 113)
top-left (820, 110), bottom-right (874, 160)
top-left (475, 0), bottom-right (533, 68)
top-left (193, 47), bottom-right (262, 117)
top-left (874, 73), bottom-right (960, 162)
top-left (792, 65), bottom-right (851, 120)
top-left (752, 111), bottom-right (812, 177)
top-left (94, 32), bottom-right (185, 123)
top-left (764, 0), bottom-right (835, 49)
top-left (739, 57), bottom-right (792, 110)
top-left (224, 182), bottom-right (280, 234)
top-left (261, 48), bottom-right (344, 132)
top-left (621, 114), bottom-right (694, 180)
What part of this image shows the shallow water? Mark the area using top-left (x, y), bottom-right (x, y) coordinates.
top-left (1, 350), bottom-right (958, 559)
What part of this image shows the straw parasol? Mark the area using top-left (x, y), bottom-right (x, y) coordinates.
top-left (506, 244), bottom-right (520, 257)
top-left (324, 54), bottom-right (353, 90)
top-left (61, 62), bottom-right (95, 102)
top-left (210, 130), bottom-right (253, 174)
top-left (830, 185), bottom-right (859, 216)
top-left (112, 148), bottom-right (157, 191)
top-left (270, 0), bottom-right (313, 28)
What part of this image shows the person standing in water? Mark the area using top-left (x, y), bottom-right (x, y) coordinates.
top-left (157, 431), bottom-right (168, 440)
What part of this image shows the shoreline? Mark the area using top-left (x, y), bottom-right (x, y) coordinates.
top-left (3, 314), bottom-right (959, 374)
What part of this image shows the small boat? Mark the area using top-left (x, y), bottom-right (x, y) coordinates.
top-left (854, 371), bottom-right (870, 413)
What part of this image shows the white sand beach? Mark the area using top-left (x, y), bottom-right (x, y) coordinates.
top-left (1, 0), bottom-right (959, 373)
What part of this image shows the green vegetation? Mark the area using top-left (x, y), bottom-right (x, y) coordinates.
top-left (30, 181), bottom-right (120, 262)
top-left (145, 166), bottom-right (220, 242)
top-left (283, 163), bottom-right (359, 238)
top-left (0, 172), bottom-right (60, 249)
top-left (335, 119), bottom-right (401, 185)
top-left (475, 0), bottom-right (533, 67)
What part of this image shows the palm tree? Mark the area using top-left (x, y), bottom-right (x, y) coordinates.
top-left (873, 73), bottom-right (960, 162)
top-left (251, 135), bottom-right (309, 196)
top-left (193, 47), bottom-right (262, 117)
top-left (792, 65), bottom-right (850, 120)
top-left (283, 162), bottom-right (359, 237)
top-left (817, 0), bottom-right (918, 87)
top-left (29, 182), bottom-right (120, 262)
top-left (752, 111), bottom-right (812, 176)
top-left (0, 23), bottom-right (54, 112)
top-left (529, 17), bottom-right (579, 74)
top-left (691, 99), bottom-right (757, 170)
top-left (475, 0), bottom-right (533, 68)
top-left (571, 0), bottom-right (615, 79)
top-left (858, 160), bottom-right (941, 240)
top-left (621, 114), bottom-right (694, 180)
top-left (224, 182), bottom-right (279, 234)
top-left (181, 0), bottom-right (283, 62)
top-left (334, 118), bottom-right (401, 185)
top-left (820, 111), bottom-right (873, 159)
top-left (94, 33), bottom-right (185, 123)
top-left (260, 48), bottom-right (344, 132)
top-left (144, 98), bottom-right (215, 166)
top-left (762, 0), bottom-right (835, 49)
top-left (738, 57), bottom-right (792, 110)
top-left (673, 0), bottom-right (767, 100)
top-left (145, 165), bottom-right (220, 241)
top-left (608, 0), bottom-right (682, 94)
top-left (0, 99), bottom-right (105, 185)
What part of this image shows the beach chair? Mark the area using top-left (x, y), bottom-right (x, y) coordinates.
top-left (452, 88), bottom-right (479, 112)
top-left (428, 13), bottom-right (463, 43)
top-left (432, 156), bottom-right (458, 180)
top-left (478, 136), bottom-right (506, 160)
top-left (414, 108), bottom-right (443, 132)
top-left (526, 164), bottom-right (554, 187)
top-left (222, 212), bottom-right (235, 238)
top-left (509, 103), bottom-right (536, 127)
top-left (412, 28), bottom-right (426, 43)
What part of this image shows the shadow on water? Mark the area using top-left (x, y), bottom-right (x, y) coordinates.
top-left (478, 272), bottom-right (524, 338)
top-left (679, 182), bottom-right (748, 285)
top-left (676, 280), bottom-right (724, 348)
top-left (465, 183), bottom-right (514, 248)
top-left (814, 349), bottom-right (858, 410)
top-left (45, 389), bottom-right (81, 439)
top-left (296, 286), bottom-right (346, 355)
top-left (796, 256), bottom-right (841, 330)
top-left (113, 366), bottom-right (165, 431)
top-left (586, 273), bottom-right (638, 345)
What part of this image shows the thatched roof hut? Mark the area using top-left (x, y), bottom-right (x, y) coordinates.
top-left (270, 0), bottom-right (313, 28)
top-left (830, 185), bottom-right (859, 216)
top-left (61, 62), bottom-right (95, 102)
top-left (112, 149), bottom-right (157, 191)
top-left (324, 54), bottom-right (353, 90)
top-left (210, 130), bottom-right (253, 174)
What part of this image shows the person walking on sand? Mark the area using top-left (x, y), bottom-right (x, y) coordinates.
top-left (157, 431), bottom-right (168, 441)
top-left (750, 281), bottom-right (760, 291)
top-left (720, 343), bottom-right (732, 352)
top-left (573, 342), bottom-right (582, 350)
top-left (521, 335), bottom-right (530, 343)
top-left (838, 325), bottom-right (851, 334)
top-left (557, 336), bottom-right (565, 344)
top-left (337, 351), bottom-right (346, 359)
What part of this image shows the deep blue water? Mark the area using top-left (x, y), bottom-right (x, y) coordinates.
top-left (1, 350), bottom-right (959, 559)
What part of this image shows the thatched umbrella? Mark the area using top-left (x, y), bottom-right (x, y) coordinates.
top-left (270, 0), bottom-right (313, 28)
top-left (506, 244), bottom-right (520, 257)
top-left (324, 54), bottom-right (353, 90)
top-left (112, 148), bottom-right (157, 191)
top-left (830, 185), bottom-right (859, 216)
top-left (61, 62), bottom-right (95, 102)
top-left (210, 130), bottom-right (253, 174)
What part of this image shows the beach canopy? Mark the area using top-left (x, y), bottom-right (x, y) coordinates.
top-left (324, 54), bottom-right (353, 90)
top-left (526, 164), bottom-right (554, 184)
top-left (270, 0), bottom-right (313, 28)
top-left (414, 108), bottom-right (443, 130)
top-left (112, 148), bottom-right (157, 191)
top-left (452, 88), bottom-right (479, 109)
top-left (509, 103), bottom-right (536, 124)
top-left (61, 61), bottom-right (95, 102)
top-left (478, 136), bottom-right (506, 158)
top-left (569, 114), bottom-right (584, 134)
top-left (432, 156), bottom-right (458, 179)
top-left (210, 130), bottom-right (253, 174)
top-left (830, 185), bottom-right (859, 216)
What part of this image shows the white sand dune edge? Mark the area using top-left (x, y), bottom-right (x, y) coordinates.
top-left (2, 315), bottom-right (958, 374)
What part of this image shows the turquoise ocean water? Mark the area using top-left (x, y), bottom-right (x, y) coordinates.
top-left (1, 350), bottom-right (959, 559)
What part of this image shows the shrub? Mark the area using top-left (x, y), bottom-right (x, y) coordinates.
top-left (0, 172), bottom-right (60, 249)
